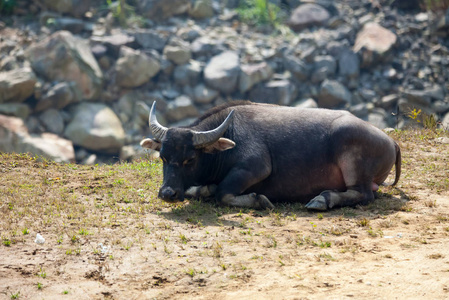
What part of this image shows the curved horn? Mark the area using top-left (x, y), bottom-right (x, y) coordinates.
top-left (149, 102), bottom-right (168, 142)
top-left (192, 110), bottom-right (235, 147)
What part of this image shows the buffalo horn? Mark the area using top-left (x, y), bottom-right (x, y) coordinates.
top-left (149, 102), bottom-right (168, 142)
top-left (192, 110), bottom-right (235, 147)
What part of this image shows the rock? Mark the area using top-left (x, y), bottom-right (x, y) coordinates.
top-left (283, 54), bottom-right (311, 81)
top-left (354, 22), bottom-right (397, 67)
top-left (0, 114), bottom-right (74, 163)
top-left (138, 0), bottom-right (191, 21)
top-left (368, 112), bottom-right (389, 129)
top-left (26, 31), bottom-right (103, 100)
top-left (192, 84), bottom-right (219, 104)
top-left (163, 44), bottom-right (192, 65)
top-left (288, 3), bottom-right (331, 32)
top-left (174, 60), bottom-right (203, 86)
top-left (42, 0), bottom-right (91, 18)
top-left (434, 100), bottom-right (449, 114)
top-left (191, 36), bottom-right (223, 58)
top-left (64, 103), bottom-right (125, 154)
top-left (379, 94), bottom-right (400, 109)
top-left (311, 55), bottom-right (337, 83)
top-left (239, 62), bottom-right (274, 93)
top-left (0, 68), bottom-right (37, 103)
top-left (115, 46), bottom-right (160, 88)
top-left (442, 112), bottom-right (449, 129)
top-left (338, 49), bottom-right (360, 78)
top-left (21, 133), bottom-right (75, 163)
top-left (204, 51), bottom-right (240, 94)
top-left (189, 0), bottom-right (214, 19)
top-left (249, 80), bottom-right (297, 106)
top-left (39, 109), bottom-right (65, 135)
top-left (50, 17), bottom-right (90, 34)
top-left (293, 98), bottom-right (318, 109)
top-left (0, 103), bottom-right (31, 119)
top-left (35, 82), bottom-right (81, 112)
top-left (349, 103), bottom-right (369, 118)
top-left (133, 29), bottom-right (168, 51)
top-left (318, 79), bottom-right (352, 108)
top-left (165, 96), bottom-right (199, 123)
top-left (90, 33), bottom-right (136, 58)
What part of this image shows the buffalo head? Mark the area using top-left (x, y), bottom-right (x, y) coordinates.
top-left (140, 102), bottom-right (236, 202)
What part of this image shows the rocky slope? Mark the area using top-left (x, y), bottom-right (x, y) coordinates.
top-left (0, 0), bottom-right (448, 163)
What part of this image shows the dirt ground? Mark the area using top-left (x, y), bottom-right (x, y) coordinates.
top-left (1, 130), bottom-right (449, 299)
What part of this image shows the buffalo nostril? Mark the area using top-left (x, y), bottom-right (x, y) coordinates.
top-left (159, 187), bottom-right (179, 201)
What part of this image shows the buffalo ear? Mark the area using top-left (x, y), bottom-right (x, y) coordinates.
top-left (140, 138), bottom-right (161, 151)
top-left (202, 138), bottom-right (235, 154)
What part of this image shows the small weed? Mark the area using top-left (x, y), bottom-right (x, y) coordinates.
top-left (37, 282), bottom-right (43, 290)
top-left (63, 290), bottom-right (69, 294)
top-left (357, 217), bottom-right (370, 227)
top-left (428, 253), bottom-right (444, 259)
top-left (185, 268), bottom-right (196, 277)
top-left (3, 239), bottom-right (11, 247)
top-left (179, 234), bottom-right (188, 244)
top-left (424, 200), bottom-right (437, 208)
top-left (10, 291), bottom-right (20, 299)
top-left (22, 228), bottom-right (29, 235)
top-left (37, 268), bottom-right (46, 279)
top-left (317, 213), bottom-right (324, 220)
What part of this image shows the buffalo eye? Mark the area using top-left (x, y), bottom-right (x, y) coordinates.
top-left (183, 157), bottom-right (196, 166)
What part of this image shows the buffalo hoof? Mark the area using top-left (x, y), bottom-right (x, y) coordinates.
top-left (305, 195), bottom-right (328, 211)
top-left (257, 194), bottom-right (275, 210)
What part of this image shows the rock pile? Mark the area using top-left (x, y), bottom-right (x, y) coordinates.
top-left (0, 0), bottom-right (448, 163)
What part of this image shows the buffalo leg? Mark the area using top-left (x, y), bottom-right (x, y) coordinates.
top-left (185, 185), bottom-right (217, 198)
top-left (305, 185), bottom-right (374, 211)
top-left (221, 193), bottom-right (274, 209)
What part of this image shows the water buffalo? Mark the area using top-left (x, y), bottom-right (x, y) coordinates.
top-left (141, 101), bottom-right (401, 210)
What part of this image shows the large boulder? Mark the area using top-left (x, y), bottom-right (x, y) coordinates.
top-left (189, 0), bottom-right (214, 19)
top-left (64, 103), bottom-right (125, 154)
top-left (35, 81), bottom-right (82, 112)
top-left (0, 68), bottom-right (37, 103)
top-left (249, 80), bottom-right (297, 106)
top-left (239, 62), bottom-right (274, 93)
top-left (0, 115), bottom-right (74, 163)
top-left (26, 31), bottom-right (103, 100)
top-left (288, 3), bottom-right (331, 32)
top-left (115, 46), bottom-right (160, 88)
top-left (204, 51), bottom-right (240, 94)
top-left (138, 0), bottom-right (191, 21)
top-left (354, 22), bottom-right (397, 67)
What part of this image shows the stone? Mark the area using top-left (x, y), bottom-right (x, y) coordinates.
top-left (288, 3), bottom-right (331, 32)
top-left (379, 94), bottom-right (400, 109)
top-left (26, 31), bottom-right (103, 100)
top-left (138, 0), bottom-right (191, 21)
top-left (163, 44), bottom-right (192, 65)
top-left (204, 51), bottom-right (240, 94)
top-left (442, 112), bottom-right (449, 129)
top-left (318, 79), bottom-right (352, 108)
top-left (64, 103), bottom-right (125, 154)
top-left (249, 80), bottom-right (297, 106)
top-left (189, 0), bottom-right (214, 19)
top-left (0, 114), bottom-right (29, 153)
top-left (133, 29), bottom-right (168, 51)
top-left (39, 109), bottom-right (65, 135)
top-left (193, 84), bottom-right (219, 104)
top-left (293, 98), bottom-right (318, 109)
top-left (354, 22), bottom-right (397, 67)
top-left (283, 54), bottom-right (311, 81)
top-left (239, 62), bottom-right (274, 93)
top-left (314, 56), bottom-right (337, 75)
top-left (0, 68), bottom-right (37, 103)
top-left (115, 46), bottom-right (160, 88)
top-left (338, 49), bottom-right (360, 78)
top-left (21, 133), bottom-right (75, 163)
top-left (165, 96), bottom-right (199, 123)
top-left (173, 60), bottom-right (203, 86)
top-left (0, 103), bottom-right (31, 119)
top-left (35, 82), bottom-right (81, 112)
top-left (43, 0), bottom-right (91, 18)
top-left (90, 33), bottom-right (136, 58)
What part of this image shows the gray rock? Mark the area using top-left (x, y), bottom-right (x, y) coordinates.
top-left (368, 112), bottom-right (388, 129)
top-left (163, 44), bottom-right (192, 65)
top-left (293, 98), bottom-right (318, 109)
top-left (165, 96), bottom-right (199, 123)
top-left (189, 0), bottom-right (214, 19)
top-left (239, 62), bottom-right (274, 93)
top-left (288, 3), bottom-right (331, 32)
top-left (0, 68), bottom-right (36, 103)
top-left (349, 103), bottom-right (369, 118)
top-left (174, 60), bottom-right (203, 86)
top-left (115, 46), bottom-right (160, 88)
top-left (354, 22), bottom-right (397, 67)
top-left (0, 103), bottom-right (31, 119)
top-left (90, 33), bottom-right (136, 58)
top-left (441, 112), bottom-right (449, 129)
top-left (379, 94), bottom-right (400, 109)
top-left (338, 49), bottom-right (360, 78)
top-left (204, 51), bottom-right (240, 94)
top-left (314, 56), bottom-right (337, 75)
top-left (50, 17), bottom-right (90, 34)
top-left (64, 103), bottom-right (125, 154)
top-left (35, 82), bottom-right (81, 112)
top-left (433, 100), bottom-right (449, 114)
top-left (133, 29), bottom-right (168, 51)
top-left (26, 31), bottom-right (103, 100)
top-left (21, 133), bottom-right (75, 163)
top-left (283, 54), bottom-right (311, 81)
top-left (318, 79), bottom-right (352, 108)
top-left (193, 84), bottom-right (219, 104)
top-left (43, 0), bottom-right (91, 18)
top-left (249, 80), bottom-right (297, 106)
top-left (138, 0), bottom-right (191, 21)
top-left (39, 109), bottom-right (65, 135)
